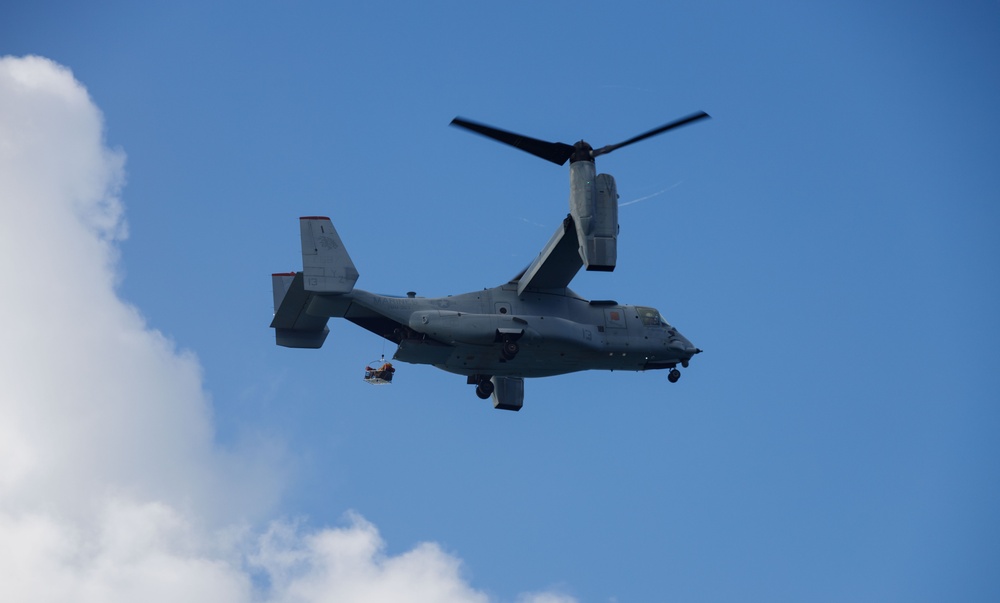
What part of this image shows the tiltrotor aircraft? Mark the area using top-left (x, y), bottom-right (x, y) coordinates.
top-left (270, 112), bottom-right (709, 411)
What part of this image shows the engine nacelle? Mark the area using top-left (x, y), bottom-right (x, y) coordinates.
top-left (569, 161), bottom-right (618, 272)
top-left (408, 311), bottom-right (525, 346)
top-left (587, 173), bottom-right (618, 271)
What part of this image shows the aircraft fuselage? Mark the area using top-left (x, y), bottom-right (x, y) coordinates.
top-left (345, 286), bottom-right (699, 379)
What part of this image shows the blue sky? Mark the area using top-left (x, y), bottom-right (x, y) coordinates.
top-left (2, 2), bottom-right (998, 601)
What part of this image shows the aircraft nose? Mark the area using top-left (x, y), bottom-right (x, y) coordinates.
top-left (669, 341), bottom-right (701, 355)
top-left (668, 334), bottom-right (701, 358)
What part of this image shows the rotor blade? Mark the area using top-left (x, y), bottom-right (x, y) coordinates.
top-left (591, 111), bottom-right (711, 158)
top-left (450, 117), bottom-right (576, 166)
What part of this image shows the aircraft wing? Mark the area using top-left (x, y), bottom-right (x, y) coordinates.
top-left (515, 215), bottom-right (583, 295)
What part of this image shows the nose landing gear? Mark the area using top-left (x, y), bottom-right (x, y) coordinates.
top-left (668, 368), bottom-right (681, 383)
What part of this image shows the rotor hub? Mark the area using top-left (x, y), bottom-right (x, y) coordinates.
top-left (569, 141), bottom-right (594, 164)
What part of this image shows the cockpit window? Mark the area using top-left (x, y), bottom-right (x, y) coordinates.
top-left (637, 306), bottom-right (661, 327)
top-left (636, 306), bottom-right (672, 328)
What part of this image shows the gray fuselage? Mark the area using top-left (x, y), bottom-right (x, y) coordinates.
top-left (344, 285), bottom-right (698, 379)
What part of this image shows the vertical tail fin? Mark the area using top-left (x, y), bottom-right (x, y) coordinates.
top-left (300, 216), bottom-right (359, 293)
top-left (269, 217), bottom-right (357, 349)
top-left (271, 272), bottom-right (296, 313)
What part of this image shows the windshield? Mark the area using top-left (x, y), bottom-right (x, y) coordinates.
top-left (637, 306), bottom-right (661, 327)
top-left (637, 306), bottom-right (672, 329)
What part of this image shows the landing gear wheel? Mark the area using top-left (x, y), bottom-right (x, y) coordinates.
top-left (475, 379), bottom-right (495, 399)
top-left (501, 340), bottom-right (520, 360)
top-left (668, 368), bottom-right (681, 383)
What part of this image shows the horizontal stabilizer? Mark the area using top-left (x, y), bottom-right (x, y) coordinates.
top-left (300, 217), bottom-right (359, 294)
top-left (270, 272), bottom-right (330, 348)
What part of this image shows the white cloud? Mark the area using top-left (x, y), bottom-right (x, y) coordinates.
top-left (0, 55), bottom-right (576, 603)
top-left (0, 55), bottom-right (252, 526)
top-left (515, 595), bottom-right (579, 603)
top-left (251, 512), bottom-right (490, 603)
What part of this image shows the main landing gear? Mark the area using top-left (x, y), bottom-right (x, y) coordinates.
top-left (470, 375), bottom-right (494, 399)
